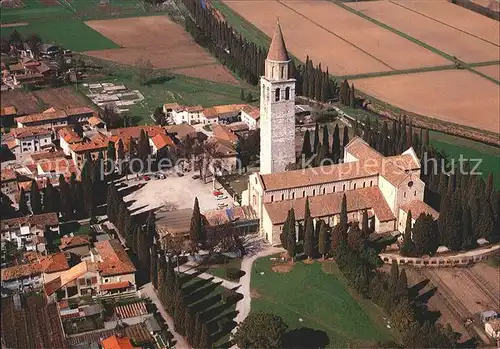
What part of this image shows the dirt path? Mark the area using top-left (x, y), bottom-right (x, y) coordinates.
top-left (0, 22), bottom-right (28, 28)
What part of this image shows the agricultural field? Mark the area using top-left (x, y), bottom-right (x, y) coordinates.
top-left (346, 0), bottom-right (499, 63)
top-left (393, 0), bottom-right (499, 45)
top-left (354, 70), bottom-right (500, 134)
top-left (474, 64), bottom-right (500, 81)
top-left (84, 16), bottom-right (240, 85)
top-left (1, 20), bottom-right (119, 52)
top-left (251, 257), bottom-right (394, 347)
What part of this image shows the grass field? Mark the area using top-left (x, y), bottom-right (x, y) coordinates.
top-left (430, 131), bottom-right (500, 188)
top-left (1, 20), bottom-right (119, 52)
top-left (250, 257), bottom-right (394, 348)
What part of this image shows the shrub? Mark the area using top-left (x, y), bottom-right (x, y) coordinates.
top-left (225, 267), bottom-right (242, 280)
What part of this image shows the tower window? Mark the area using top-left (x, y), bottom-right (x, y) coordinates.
top-left (370, 180), bottom-right (373, 187)
top-left (363, 182), bottom-right (366, 188)
top-left (353, 183), bottom-right (356, 190)
top-left (322, 188), bottom-right (326, 194)
top-left (271, 66), bottom-right (274, 79)
top-left (302, 190), bottom-right (305, 197)
top-left (275, 88), bottom-right (280, 102)
top-left (333, 186), bottom-right (336, 192)
top-left (285, 87), bottom-right (290, 100)
top-left (292, 192), bottom-right (295, 199)
top-left (271, 195), bottom-right (274, 202)
top-left (313, 189), bottom-right (316, 196)
top-left (281, 66), bottom-right (285, 79)
top-left (281, 194), bottom-right (284, 201)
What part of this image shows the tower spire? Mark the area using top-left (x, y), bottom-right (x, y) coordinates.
top-left (267, 20), bottom-right (289, 62)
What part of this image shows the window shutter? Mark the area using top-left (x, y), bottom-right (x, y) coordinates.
top-left (79, 278), bottom-right (86, 286)
top-left (91, 277), bottom-right (97, 284)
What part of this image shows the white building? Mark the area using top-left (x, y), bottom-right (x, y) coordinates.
top-left (241, 105), bottom-right (260, 130)
top-left (1, 213), bottom-right (59, 252)
top-left (242, 22), bottom-right (437, 246)
top-left (163, 103), bottom-right (205, 125)
top-left (8, 127), bottom-right (53, 156)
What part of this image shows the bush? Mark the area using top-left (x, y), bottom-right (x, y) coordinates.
top-left (225, 267), bottom-right (242, 280)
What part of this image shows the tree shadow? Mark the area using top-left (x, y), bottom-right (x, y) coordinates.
top-left (210, 317), bottom-right (238, 344)
top-left (203, 301), bottom-right (232, 322)
top-left (417, 286), bottom-right (437, 304)
top-left (183, 278), bottom-right (214, 297)
top-left (409, 278), bottom-right (430, 298)
top-left (145, 75), bottom-right (174, 85)
top-left (129, 204), bottom-right (149, 215)
top-left (190, 293), bottom-right (221, 313)
top-left (282, 327), bottom-right (330, 349)
top-left (180, 268), bottom-right (209, 284)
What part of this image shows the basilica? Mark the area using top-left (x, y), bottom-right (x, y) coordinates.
top-left (241, 22), bottom-right (438, 245)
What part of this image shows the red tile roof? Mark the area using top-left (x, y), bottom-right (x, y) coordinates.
top-left (44, 261), bottom-right (98, 296)
top-left (241, 105), bottom-right (260, 120)
top-left (37, 157), bottom-right (78, 174)
top-left (101, 335), bottom-right (139, 349)
top-left (264, 187), bottom-right (395, 225)
top-left (1, 168), bottom-right (16, 182)
top-left (58, 127), bottom-right (82, 143)
top-left (11, 126), bottom-right (52, 139)
top-left (60, 235), bottom-right (90, 249)
top-left (101, 281), bottom-right (131, 291)
top-left (110, 125), bottom-right (166, 140)
top-left (400, 200), bottom-right (439, 219)
top-left (88, 116), bottom-right (104, 127)
top-left (95, 239), bottom-right (136, 276)
top-left (1, 212), bottom-right (59, 231)
top-left (1, 263), bottom-right (42, 281)
top-left (15, 109), bottom-right (67, 124)
top-left (66, 106), bottom-right (94, 116)
top-left (39, 252), bottom-right (70, 274)
top-left (1, 106), bottom-right (17, 116)
top-left (69, 135), bottom-right (109, 153)
top-left (165, 124), bottom-right (196, 139)
top-left (150, 133), bottom-right (174, 150)
top-left (212, 123), bottom-right (238, 143)
top-left (114, 301), bottom-right (148, 320)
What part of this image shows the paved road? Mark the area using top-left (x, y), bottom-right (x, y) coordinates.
top-left (141, 283), bottom-right (190, 349)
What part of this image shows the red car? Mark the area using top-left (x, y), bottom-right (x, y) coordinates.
top-left (143, 175), bottom-right (151, 181)
top-left (213, 190), bottom-right (222, 196)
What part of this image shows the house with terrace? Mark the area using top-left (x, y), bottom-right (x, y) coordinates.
top-left (8, 126), bottom-right (53, 156)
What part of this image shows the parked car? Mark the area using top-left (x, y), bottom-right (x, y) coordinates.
top-left (216, 195), bottom-right (227, 200)
top-left (158, 173), bottom-right (166, 179)
top-left (213, 190), bottom-right (223, 196)
top-left (143, 175), bottom-right (150, 181)
top-left (192, 174), bottom-right (200, 180)
top-left (177, 172), bottom-right (184, 177)
top-left (217, 202), bottom-right (228, 208)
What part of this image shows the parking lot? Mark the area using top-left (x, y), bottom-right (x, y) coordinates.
top-left (121, 170), bottom-right (234, 215)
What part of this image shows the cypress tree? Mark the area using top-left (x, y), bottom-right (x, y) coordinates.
top-left (43, 180), bottom-right (60, 213)
top-left (315, 141), bottom-right (329, 167)
top-left (190, 197), bottom-right (204, 246)
top-left (58, 174), bottom-right (72, 219)
top-left (151, 242), bottom-right (158, 288)
top-left (318, 220), bottom-right (328, 258)
top-left (340, 194), bottom-right (348, 235)
top-left (29, 179), bottom-right (42, 214)
top-left (173, 282), bottom-right (186, 335)
top-left (240, 88), bottom-right (245, 101)
top-left (304, 217), bottom-right (315, 259)
top-left (413, 213), bottom-right (438, 256)
top-left (408, 120), bottom-right (413, 148)
top-left (280, 209), bottom-right (290, 248)
top-left (424, 128), bottom-right (430, 147)
top-left (313, 122), bottom-right (320, 154)
top-left (304, 198), bottom-right (311, 223)
top-left (106, 141), bottom-right (116, 171)
top-left (184, 309), bottom-right (195, 345)
top-left (286, 223), bottom-right (296, 258)
top-left (461, 206), bottom-right (476, 250)
top-left (349, 83), bottom-right (356, 108)
top-left (395, 269), bottom-right (409, 300)
top-left (301, 129), bottom-right (312, 159)
top-left (19, 187), bottom-right (29, 215)
top-left (342, 126), bottom-right (349, 149)
top-left (485, 173), bottom-right (494, 197)
top-left (437, 192), bottom-right (462, 251)
top-left (322, 125), bottom-right (329, 154)
top-left (197, 323), bottom-right (210, 349)
top-left (117, 138), bottom-right (125, 161)
top-left (330, 224), bottom-right (344, 251)
top-left (400, 211), bottom-right (415, 257)
top-left (361, 210), bottom-right (369, 238)
top-left (390, 262), bottom-right (399, 289)
top-left (193, 312), bottom-right (203, 348)
top-left (332, 124), bottom-right (340, 163)
top-left (246, 92), bottom-right (254, 103)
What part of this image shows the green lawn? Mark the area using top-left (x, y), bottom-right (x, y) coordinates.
top-left (1, 0), bottom-right (73, 23)
top-left (250, 257), bottom-right (394, 348)
top-left (204, 258), bottom-right (243, 281)
top-left (430, 131), bottom-right (500, 188)
top-left (1, 20), bottom-right (119, 52)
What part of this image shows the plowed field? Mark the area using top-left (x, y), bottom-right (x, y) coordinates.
top-left (84, 16), bottom-right (239, 85)
top-left (347, 0), bottom-right (499, 63)
top-left (355, 70), bottom-right (500, 133)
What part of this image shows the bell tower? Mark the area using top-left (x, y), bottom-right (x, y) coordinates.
top-left (259, 21), bottom-right (296, 174)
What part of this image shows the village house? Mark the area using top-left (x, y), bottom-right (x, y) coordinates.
top-left (206, 137), bottom-right (238, 174)
top-left (101, 335), bottom-right (140, 349)
top-left (203, 104), bottom-right (249, 124)
top-left (212, 123), bottom-right (239, 144)
top-left (44, 239), bottom-right (137, 300)
top-left (8, 57), bottom-right (54, 87)
top-left (68, 133), bottom-right (109, 168)
top-left (8, 126), bottom-right (53, 155)
top-left (155, 208), bottom-right (193, 245)
top-left (163, 103), bottom-right (204, 125)
top-left (59, 235), bottom-right (91, 258)
top-left (1, 252), bottom-right (70, 296)
top-left (149, 133), bottom-right (175, 156)
top-left (1, 168), bottom-right (18, 195)
top-left (15, 106), bottom-right (95, 129)
top-left (240, 105), bottom-right (260, 130)
top-left (165, 124), bottom-right (196, 141)
top-left (0, 212), bottom-right (60, 252)
top-left (58, 127), bottom-right (83, 156)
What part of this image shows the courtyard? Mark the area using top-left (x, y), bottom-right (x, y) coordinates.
top-left (120, 170), bottom-right (234, 215)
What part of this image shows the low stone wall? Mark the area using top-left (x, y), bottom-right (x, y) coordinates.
top-left (380, 244), bottom-right (500, 267)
